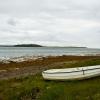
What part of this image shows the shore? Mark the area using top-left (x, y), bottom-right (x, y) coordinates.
top-left (0, 55), bottom-right (100, 100)
top-left (0, 55), bottom-right (100, 79)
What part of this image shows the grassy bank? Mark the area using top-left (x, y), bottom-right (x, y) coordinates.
top-left (0, 57), bottom-right (100, 100)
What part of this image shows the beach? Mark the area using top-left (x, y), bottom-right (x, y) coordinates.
top-left (0, 55), bottom-right (100, 79)
top-left (0, 55), bottom-right (100, 100)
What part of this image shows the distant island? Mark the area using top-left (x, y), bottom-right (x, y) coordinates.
top-left (46, 46), bottom-right (87, 48)
top-left (63, 46), bottom-right (87, 48)
top-left (0, 44), bottom-right (43, 47)
top-left (0, 44), bottom-right (87, 48)
top-left (14, 44), bottom-right (43, 47)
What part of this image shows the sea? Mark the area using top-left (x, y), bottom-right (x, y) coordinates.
top-left (0, 47), bottom-right (100, 59)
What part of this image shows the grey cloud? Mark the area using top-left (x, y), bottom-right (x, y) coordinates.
top-left (7, 18), bottom-right (17, 26)
top-left (0, 0), bottom-right (100, 48)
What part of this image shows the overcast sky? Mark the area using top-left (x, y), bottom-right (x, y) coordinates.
top-left (0, 0), bottom-right (100, 48)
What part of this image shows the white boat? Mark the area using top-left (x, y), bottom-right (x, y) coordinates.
top-left (42, 65), bottom-right (100, 80)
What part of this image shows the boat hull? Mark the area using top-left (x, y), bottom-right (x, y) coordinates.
top-left (42, 65), bottom-right (100, 80)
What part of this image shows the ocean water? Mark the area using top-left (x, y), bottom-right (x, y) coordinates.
top-left (0, 47), bottom-right (100, 59)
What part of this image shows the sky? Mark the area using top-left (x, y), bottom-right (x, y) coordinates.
top-left (0, 0), bottom-right (100, 48)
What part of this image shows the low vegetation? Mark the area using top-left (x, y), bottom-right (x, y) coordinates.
top-left (0, 56), bottom-right (100, 100)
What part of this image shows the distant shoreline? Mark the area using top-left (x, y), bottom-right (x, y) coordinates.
top-left (0, 44), bottom-right (87, 48)
top-left (0, 54), bottom-right (100, 63)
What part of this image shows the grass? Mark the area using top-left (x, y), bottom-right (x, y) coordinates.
top-left (0, 57), bottom-right (100, 100)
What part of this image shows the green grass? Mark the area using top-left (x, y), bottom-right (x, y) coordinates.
top-left (64, 58), bottom-right (100, 68)
top-left (0, 58), bottom-right (100, 100)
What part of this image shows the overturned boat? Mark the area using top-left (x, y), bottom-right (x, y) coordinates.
top-left (42, 65), bottom-right (100, 80)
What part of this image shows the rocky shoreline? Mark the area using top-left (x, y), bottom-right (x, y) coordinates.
top-left (0, 55), bottom-right (100, 79)
top-left (0, 53), bottom-right (100, 64)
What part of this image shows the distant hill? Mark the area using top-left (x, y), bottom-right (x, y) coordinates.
top-left (0, 44), bottom-right (87, 48)
top-left (0, 44), bottom-right (43, 47)
top-left (14, 44), bottom-right (43, 47)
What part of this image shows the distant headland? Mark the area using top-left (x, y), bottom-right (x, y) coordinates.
top-left (0, 44), bottom-right (43, 47)
top-left (14, 44), bottom-right (43, 47)
top-left (0, 44), bottom-right (87, 48)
